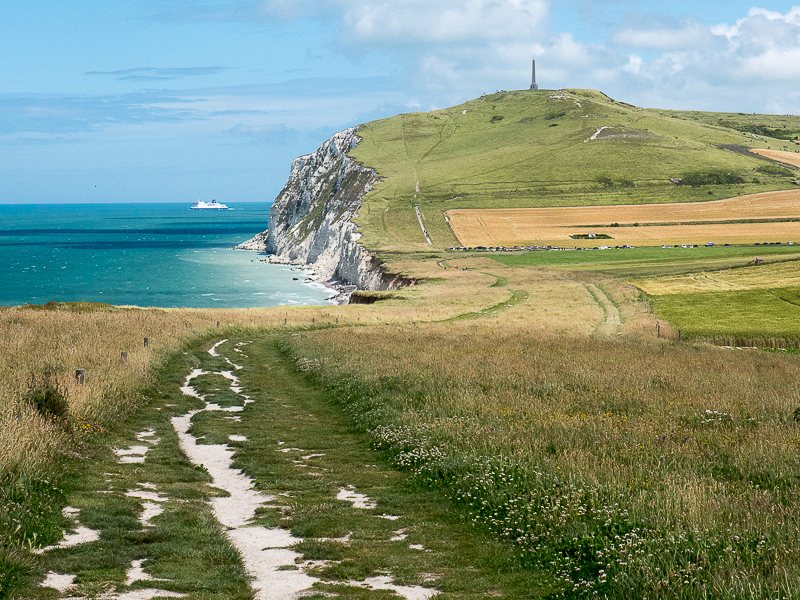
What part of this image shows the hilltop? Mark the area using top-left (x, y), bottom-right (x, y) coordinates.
top-left (348, 89), bottom-right (800, 251)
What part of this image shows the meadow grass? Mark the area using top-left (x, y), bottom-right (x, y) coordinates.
top-left (285, 318), bottom-right (800, 598)
top-left (0, 270), bottom-right (536, 597)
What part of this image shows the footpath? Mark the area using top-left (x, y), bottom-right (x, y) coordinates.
top-left (24, 334), bottom-right (532, 600)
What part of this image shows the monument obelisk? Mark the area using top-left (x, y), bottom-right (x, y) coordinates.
top-left (530, 59), bottom-right (539, 90)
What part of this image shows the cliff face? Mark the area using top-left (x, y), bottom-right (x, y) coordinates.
top-left (238, 127), bottom-right (398, 290)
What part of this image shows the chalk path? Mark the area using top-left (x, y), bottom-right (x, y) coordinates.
top-left (415, 204), bottom-right (433, 245)
top-left (38, 338), bottom-right (438, 600)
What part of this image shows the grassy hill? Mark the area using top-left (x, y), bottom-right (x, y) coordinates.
top-left (349, 88), bottom-right (800, 251)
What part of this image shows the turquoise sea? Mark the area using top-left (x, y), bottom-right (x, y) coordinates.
top-left (0, 203), bottom-right (335, 308)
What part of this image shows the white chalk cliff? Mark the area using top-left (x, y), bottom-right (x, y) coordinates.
top-left (237, 127), bottom-right (401, 291)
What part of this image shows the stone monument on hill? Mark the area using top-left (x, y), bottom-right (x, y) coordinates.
top-left (530, 59), bottom-right (539, 90)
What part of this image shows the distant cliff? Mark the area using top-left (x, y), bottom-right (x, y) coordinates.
top-left (237, 127), bottom-right (405, 291)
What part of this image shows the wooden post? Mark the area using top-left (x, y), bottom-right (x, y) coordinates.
top-left (312, 317), bottom-right (315, 324)
top-left (121, 351), bottom-right (128, 363)
top-left (144, 337), bottom-right (149, 347)
top-left (75, 369), bottom-right (84, 385)
top-left (284, 318), bottom-right (287, 325)
top-left (657, 323), bottom-right (661, 338)
top-left (336, 317), bottom-right (338, 324)
top-left (216, 321), bottom-right (220, 328)
top-left (679, 329), bottom-right (682, 342)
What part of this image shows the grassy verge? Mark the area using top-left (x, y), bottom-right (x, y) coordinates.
top-left (285, 321), bottom-right (800, 599)
top-left (234, 335), bottom-right (549, 597)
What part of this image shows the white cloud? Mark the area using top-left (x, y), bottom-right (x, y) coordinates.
top-left (583, 7), bottom-right (800, 112)
top-left (611, 21), bottom-right (713, 50)
top-left (341, 0), bottom-right (548, 44)
top-left (622, 54), bottom-right (643, 76)
top-left (740, 47), bottom-right (800, 80)
top-left (149, 1), bottom-right (800, 114)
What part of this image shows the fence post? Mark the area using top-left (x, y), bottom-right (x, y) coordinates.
top-left (336, 317), bottom-right (339, 324)
top-left (679, 329), bottom-right (682, 342)
top-left (144, 337), bottom-right (149, 347)
top-left (75, 369), bottom-right (84, 385)
top-left (657, 323), bottom-right (661, 338)
top-left (121, 351), bottom-right (128, 363)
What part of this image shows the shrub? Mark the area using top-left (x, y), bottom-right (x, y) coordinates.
top-left (680, 171), bottom-right (744, 187)
top-left (757, 164), bottom-right (794, 177)
top-left (22, 370), bottom-right (69, 424)
top-left (596, 176), bottom-right (614, 187)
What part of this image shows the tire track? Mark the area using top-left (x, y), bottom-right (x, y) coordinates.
top-left (584, 283), bottom-right (622, 336)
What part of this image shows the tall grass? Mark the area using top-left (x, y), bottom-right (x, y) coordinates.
top-left (286, 318), bottom-right (800, 598)
top-left (0, 301), bottom-right (371, 595)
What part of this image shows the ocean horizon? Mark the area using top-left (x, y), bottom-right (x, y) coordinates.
top-left (0, 203), bottom-right (337, 309)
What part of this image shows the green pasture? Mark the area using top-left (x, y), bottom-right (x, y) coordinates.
top-left (652, 108), bottom-right (800, 142)
top-left (650, 287), bottom-right (800, 346)
top-left (488, 244), bottom-right (800, 278)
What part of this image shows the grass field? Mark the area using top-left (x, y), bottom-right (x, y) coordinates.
top-left (649, 288), bottom-right (800, 346)
top-left (446, 189), bottom-right (800, 247)
top-left (287, 316), bottom-right (800, 598)
top-left (9, 265), bottom-right (800, 598)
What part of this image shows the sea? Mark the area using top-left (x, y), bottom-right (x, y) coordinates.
top-left (0, 203), bottom-right (336, 308)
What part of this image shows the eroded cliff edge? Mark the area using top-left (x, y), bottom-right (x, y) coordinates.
top-left (237, 126), bottom-right (405, 292)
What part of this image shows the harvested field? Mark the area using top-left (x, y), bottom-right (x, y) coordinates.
top-left (750, 148), bottom-right (800, 168)
top-left (446, 189), bottom-right (800, 247)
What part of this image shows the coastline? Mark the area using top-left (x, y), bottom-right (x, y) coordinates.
top-left (254, 253), bottom-right (353, 305)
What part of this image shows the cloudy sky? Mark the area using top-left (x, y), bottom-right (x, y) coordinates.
top-left (3, 1), bottom-right (800, 204)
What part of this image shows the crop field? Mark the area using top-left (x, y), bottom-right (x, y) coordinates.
top-left (630, 257), bottom-right (800, 295)
top-left (446, 189), bottom-right (800, 247)
top-left (750, 148), bottom-right (800, 168)
top-left (649, 287), bottom-right (800, 346)
top-left (491, 243), bottom-right (800, 277)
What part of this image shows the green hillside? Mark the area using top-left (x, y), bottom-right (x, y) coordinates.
top-left (349, 89), bottom-right (800, 251)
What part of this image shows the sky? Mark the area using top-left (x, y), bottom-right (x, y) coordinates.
top-left (3, 1), bottom-right (800, 204)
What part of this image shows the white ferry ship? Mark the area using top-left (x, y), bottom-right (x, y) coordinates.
top-left (190, 199), bottom-right (229, 210)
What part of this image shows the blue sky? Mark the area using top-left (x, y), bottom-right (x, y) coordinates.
top-left (3, 1), bottom-right (800, 204)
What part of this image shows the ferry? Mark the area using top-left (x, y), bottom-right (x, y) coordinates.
top-left (190, 199), bottom-right (229, 210)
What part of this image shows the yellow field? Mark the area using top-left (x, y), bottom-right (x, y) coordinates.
top-left (750, 148), bottom-right (800, 168)
top-left (446, 190), bottom-right (800, 247)
top-left (629, 258), bottom-right (800, 295)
